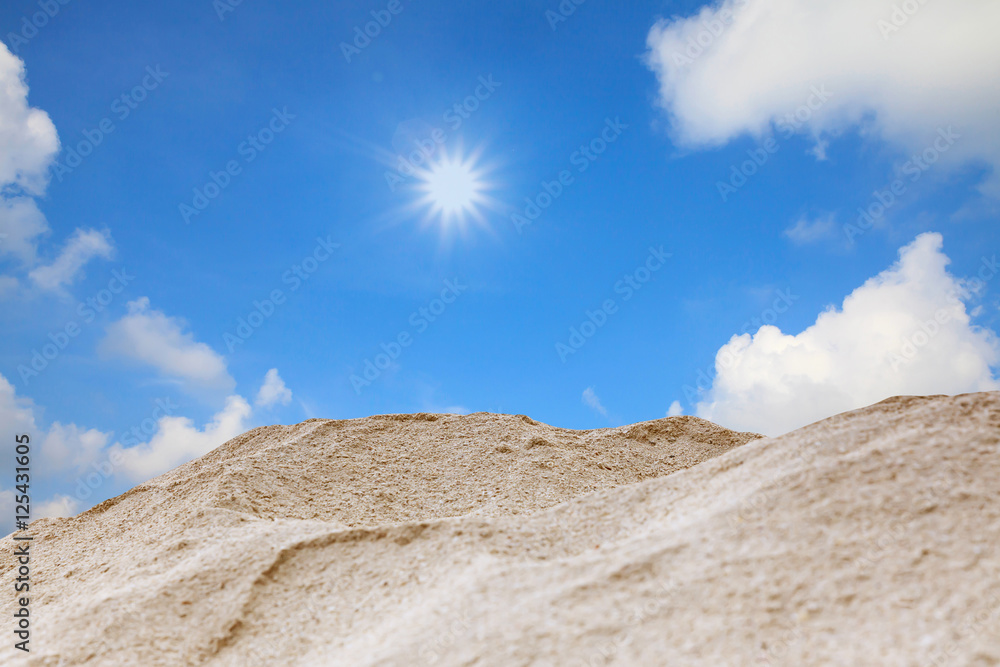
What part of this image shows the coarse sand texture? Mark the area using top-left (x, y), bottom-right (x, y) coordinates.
top-left (3, 393), bottom-right (999, 666)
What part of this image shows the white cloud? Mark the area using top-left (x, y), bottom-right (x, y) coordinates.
top-left (783, 214), bottom-right (836, 245)
top-left (0, 375), bottom-right (114, 496)
top-left (0, 370), bottom-right (256, 534)
top-left (0, 376), bottom-right (71, 533)
top-left (106, 395), bottom-right (252, 481)
top-left (645, 0), bottom-right (1000, 195)
top-left (0, 376), bottom-right (36, 532)
top-left (667, 400), bottom-right (684, 417)
top-left (696, 233), bottom-right (1000, 435)
top-left (28, 228), bottom-right (114, 291)
top-left (419, 403), bottom-right (471, 415)
top-left (0, 43), bottom-right (56, 275)
top-left (0, 197), bottom-right (48, 264)
top-left (0, 42), bottom-right (59, 196)
top-left (0, 376), bottom-right (103, 530)
top-left (0, 372), bottom-right (38, 434)
top-left (255, 368), bottom-right (292, 408)
top-left (0, 490), bottom-right (13, 535)
top-left (582, 387), bottom-right (609, 418)
top-left (40, 423), bottom-right (112, 475)
top-left (101, 297), bottom-right (235, 394)
top-left (0, 42), bottom-right (116, 294)
top-left (2, 368), bottom-right (249, 484)
top-left (34, 494), bottom-right (80, 520)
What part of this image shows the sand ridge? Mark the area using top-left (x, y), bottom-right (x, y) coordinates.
top-left (3, 395), bottom-right (999, 665)
top-left (88, 412), bottom-right (762, 527)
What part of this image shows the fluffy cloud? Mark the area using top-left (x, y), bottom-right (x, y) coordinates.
top-left (783, 214), bottom-right (837, 245)
top-left (40, 423), bottom-right (112, 475)
top-left (0, 42), bottom-right (59, 195)
top-left (696, 233), bottom-right (1000, 435)
top-left (255, 368), bottom-right (292, 408)
top-left (582, 387), bottom-right (609, 418)
top-left (0, 375), bottom-right (89, 530)
top-left (34, 495), bottom-right (80, 519)
top-left (645, 0), bottom-right (1000, 194)
top-left (100, 368), bottom-right (283, 481)
top-left (0, 372), bottom-right (38, 434)
top-left (101, 297), bottom-right (235, 394)
top-left (0, 42), bottom-right (55, 273)
top-left (0, 366), bottom-right (289, 531)
top-left (0, 42), bottom-right (114, 290)
top-left (0, 197), bottom-right (48, 264)
top-left (0, 393), bottom-right (250, 529)
top-left (29, 228), bottom-right (115, 291)
top-left (667, 400), bottom-right (684, 417)
top-left (105, 395), bottom-right (252, 482)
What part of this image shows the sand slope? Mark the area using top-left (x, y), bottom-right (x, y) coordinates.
top-left (4, 395), bottom-right (1000, 666)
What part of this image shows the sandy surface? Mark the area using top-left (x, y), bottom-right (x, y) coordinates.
top-left (3, 395), bottom-right (999, 666)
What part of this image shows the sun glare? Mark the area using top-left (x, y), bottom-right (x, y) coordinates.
top-left (416, 153), bottom-right (490, 227)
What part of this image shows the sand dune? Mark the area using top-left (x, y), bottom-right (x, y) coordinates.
top-left (4, 394), bottom-right (999, 666)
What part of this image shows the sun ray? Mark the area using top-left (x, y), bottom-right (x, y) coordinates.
top-left (412, 149), bottom-right (495, 234)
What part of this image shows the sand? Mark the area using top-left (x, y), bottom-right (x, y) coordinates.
top-left (3, 394), bottom-right (999, 666)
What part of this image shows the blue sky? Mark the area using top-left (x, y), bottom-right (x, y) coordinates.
top-left (1, 0), bottom-right (998, 524)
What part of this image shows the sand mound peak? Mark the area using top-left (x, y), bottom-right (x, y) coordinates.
top-left (102, 412), bottom-right (761, 527)
top-left (5, 394), bottom-right (999, 666)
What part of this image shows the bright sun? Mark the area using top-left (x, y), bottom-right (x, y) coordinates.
top-left (417, 153), bottom-right (489, 226)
